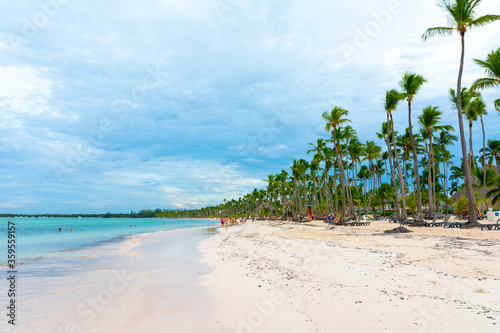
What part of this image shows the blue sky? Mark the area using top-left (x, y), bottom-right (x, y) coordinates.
top-left (0, 0), bottom-right (499, 214)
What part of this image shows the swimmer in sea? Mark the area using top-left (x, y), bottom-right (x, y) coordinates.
top-left (58, 228), bottom-right (62, 232)
top-left (70, 228), bottom-right (74, 231)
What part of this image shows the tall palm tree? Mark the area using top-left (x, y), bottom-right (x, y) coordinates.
top-left (384, 89), bottom-right (407, 218)
top-left (422, 0), bottom-right (500, 224)
top-left (471, 47), bottom-right (500, 111)
top-left (323, 107), bottom-right (351, 223)
top-left (348, 139), bottom-right (365, 214)
top-left (418, 106), bottom-right (453, 215)
top-left (435, 130), bottom-right (458, 210)
top-left (339, 125), bottom-right (358, 217)
top-left (307, 139), bottom-right (327, 212)
top-left (469, 94), bottom-right (488, 204)
top-left (363, 141), bottom-right (382, 214)
top-left (450, 86), bottom-right (479, 172)
top-left (399, 72), bottom-right (427, 221)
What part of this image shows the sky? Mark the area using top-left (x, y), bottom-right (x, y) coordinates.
top-left (0, 0), bottom-right (499, 214)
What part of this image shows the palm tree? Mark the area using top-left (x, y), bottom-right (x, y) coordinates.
top-left (481, 139), bottom-right (500, 168)
top-left (264, 174), bottom-right (276, 215)
top-left (363, 141), bottom-right (382, 214)
top-left (339, 125), bottom-right (358, 217)
top-left (399, 72), bottom-right (427, 221)
top-left (472, 166), bottom-right (497, 211)
top-left (486, 173), bottom-right (500, 206)
top-left (469, 94), bottom-right (488, 204)
top-left (418, 106), bottom-right (453, 215)
top-left (348, 139), bottom-right (365, 214)
top-left (323, 107), bottom-right (351, 223)
top-left (450, 87), bottom-right (478, 171)
top-left (422, 0), bottom-right (500, 224)
top-left (384, 89), bottom-right (407, 218)
top-left (471, 47), bottom-right (500, 111)
top-left (435, 130), bottom-right (458, 211)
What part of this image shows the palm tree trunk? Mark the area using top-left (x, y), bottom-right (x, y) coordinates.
top-left (426, 139), bottom-right (434, 216)
top-left (333, 131), bottom-right (346, 223)
top-left (429, 136), bottom-right (437, 214)
top-left (390, 113), bottom-right (407, 219)
top-left (481, 116), bottom-right (488, 211)
top-left (408, 100), bottom-right (423, 221)
top-left (367, 160), bottom-right (376, 212)
top-left (354, 161), bottom-right (361, 214)
top-left (457, 31), bottom-right (477, 224)
top-left (469, 121), bottom-right (474, 171)
top-left (317, 172), bottom-right (324, 215)
top-left (429, 133), bottom-right (439, 217)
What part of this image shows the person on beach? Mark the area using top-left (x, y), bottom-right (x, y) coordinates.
top-left (221, 217), bottom-right (224, 226)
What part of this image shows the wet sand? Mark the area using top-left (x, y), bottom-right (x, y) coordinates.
top-left (9, 227), bottom-right (227, 333)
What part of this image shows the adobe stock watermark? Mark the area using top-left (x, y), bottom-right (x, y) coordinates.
top-left (236, 292), bottom-right (285, 333)
top-left (339, 0), bottom-right (403, 64)
top-left (407, 277), bottom-right (470, 332)
top-left (213, 0), bottom-right (247, 22)
top-left (4, 0), bottom-right (73, 53)
top-left (52, 58), bottom-right (170, 179)
top-left (232, 108), bottom-right (291, 159)
top-left (64, 269), bottom-right (135, 333)
top-left (236, 240), bottom-right (331, 332)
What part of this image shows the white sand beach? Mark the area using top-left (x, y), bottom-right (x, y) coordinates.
top-left (198, 220), bottom-right (500, 333)
top-left (9, 221), bottom-right (499, 333)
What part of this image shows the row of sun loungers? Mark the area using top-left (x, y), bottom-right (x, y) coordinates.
top-left (481, 221), bottom-right (500, 231)
top-left (321, 214), bottom-right (499, 230)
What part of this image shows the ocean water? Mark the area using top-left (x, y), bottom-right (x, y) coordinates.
top-left (0, 218), bottom-right (223, 332)
top-left (0, 217), bottom-right (219, 265)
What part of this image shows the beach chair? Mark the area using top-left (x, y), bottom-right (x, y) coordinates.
top-left (400, 219), bottom-right (414, 226)
top-left (481, 219), bottom-right (500, 230)
top-left (443, 220), bottom-right (466, 228)
top-left (430, 214), bottom-right (450, 227)
top-left (416, 215), bottom-right (437, 227)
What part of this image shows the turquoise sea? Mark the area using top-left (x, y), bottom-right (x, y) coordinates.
top-left (0, 217), bottom-right (219, 265)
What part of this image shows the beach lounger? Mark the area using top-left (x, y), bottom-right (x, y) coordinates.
top-left (429, 214), bottom-right (451, 227)
top-left (415, 216), bottom-right (437, 227)
top-left (443, 221), bottom-right (466, 228)
top-left (481, 219), bottom-right (500, 230)
top-left (400, 219), bottom-right (414, 226)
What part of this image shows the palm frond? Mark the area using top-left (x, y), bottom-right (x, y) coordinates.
top-left (421, 27), bottom-right (454, 41)
top-left (469, 14), bottom-right (500, 29)
top-left (495, 98), bottom-right (500, 112)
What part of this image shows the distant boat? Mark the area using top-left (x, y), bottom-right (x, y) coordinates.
top-left (78, 216), bottom-right (82, 218)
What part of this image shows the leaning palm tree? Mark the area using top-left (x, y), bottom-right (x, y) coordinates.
top-left (322, 107), bottom-right (351, 223)
top-left (471, 47), bottom-right (500, 111)
top-left (384, 89), bottom-right (407, 219)
top-left (399, 72), bottom-right (427, 221)
top-left (422, 0), bottom-right (500, 224)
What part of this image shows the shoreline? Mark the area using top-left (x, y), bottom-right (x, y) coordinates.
top-left (9, 226), bottom-right (226, 333)
top-left (198, 219), bottom-right (500, 332)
